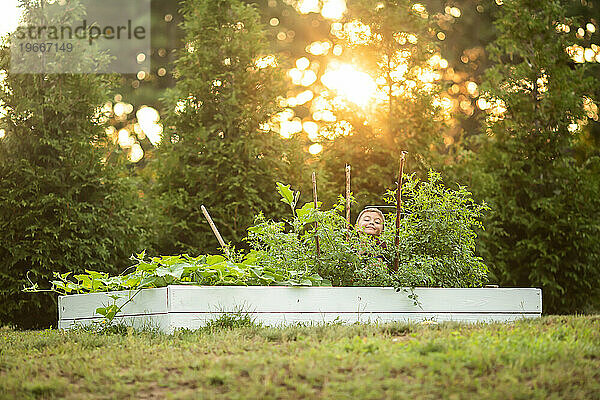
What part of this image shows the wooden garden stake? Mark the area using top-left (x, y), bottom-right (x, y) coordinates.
top-left (345, 164), bottom-right (351, 238)
top-left (393, 151), bottom-right (408, 272)
top-left (201, 205), bottom-right (230, 258)
top-left (312, 171), bottom-right (321, 257)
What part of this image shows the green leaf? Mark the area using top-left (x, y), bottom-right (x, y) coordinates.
top-left (206, 255), bottom-right (226, 265)
top-left (247, 225), bottom-right (264, 234)
top-left (296, 202), bottom-right (322, 222)
top-left (139, 276), bottom-right (158, 288)
top-left (276, 182), bottom-right (299, 212)
top-left (155, 263), bottom-right (185, 280)
top-left (135, 262), bottom-right (157, 273)
top-left (276, 182), bottom-right (294, 205)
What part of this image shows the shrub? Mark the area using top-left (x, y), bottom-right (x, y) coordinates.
top-left (32, 170), bottom-right (489, 307)
top-left (150, 0), bottom-right (309, 255)
top-left (0, 6), bottom-right (146, 328)
top-left (461, 0), bottom-right (600, 313)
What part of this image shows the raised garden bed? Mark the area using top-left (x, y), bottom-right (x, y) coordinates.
top-left (58, 286), bottom-right (542, 333)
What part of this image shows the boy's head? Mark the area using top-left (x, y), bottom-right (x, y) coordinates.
top-left (356, 208), bottom-right (385, 236)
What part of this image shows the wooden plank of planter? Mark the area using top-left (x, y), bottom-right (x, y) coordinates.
top-left (58, 287), bottom-right (170, 331)
top-left (59, 287), bottom-right (168, 320)
top-left (58, 286), bottom-right (542, 333)
top-left (59, 314), bottom-right (172, 332)
top-left (167, 286), bottom-right (542, 314)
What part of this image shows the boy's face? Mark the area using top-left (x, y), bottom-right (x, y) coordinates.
top-left (357, 211), bottom-right (384, 236)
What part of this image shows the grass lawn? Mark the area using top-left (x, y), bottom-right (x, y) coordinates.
top-left (1, 315), bottom-right (598, 399)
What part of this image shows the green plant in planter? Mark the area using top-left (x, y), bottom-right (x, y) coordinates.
top-left (246, 183), bottom-right (384, 286)
top-left (25, 248), bottom-right (328, 326)
top-left (31, 249), bottom-right (326, 297)
top-left (381, 170), bottom-right (490, 288)
top-left (246, 171), bottom-right (490, 289)
top-left (25, 170), bottom-right (489, 322)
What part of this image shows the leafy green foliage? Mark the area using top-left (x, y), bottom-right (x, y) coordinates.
top-left (382, 171), bottom-right (489, 288)
top-left (317, 0), bottom-right (447, 211)
top-left (31, 249), bottom-right (326, 297)
top-left (28, 170), bottom-right (488, 308)
top-left (248, 172), bottom-right (488, 288)
top-left (0, 4), bottom-right (147, 329)
top-left (246, 194), bottom-right (364, 287)
top-left (149, 0), bottom-right (310, 255)
top-left (459, 0), bottom-right (600, 313)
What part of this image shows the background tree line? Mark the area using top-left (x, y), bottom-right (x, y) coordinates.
top-left (1, 0), bottom-right (599, 328)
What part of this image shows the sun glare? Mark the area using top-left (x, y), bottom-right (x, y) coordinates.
top-left (129, 143), bottom-right (144, 163)
top-left (295, 0), bottom-right (346, 20)
top-left (343, 20), bottom-right (372, 45)
top-left (485, 97), bottom-right (507, 122)
top-left (307, 41), bottom-right (331, 55)
top-left (255, 55), bottom-right (278, 69)
top-left (321, 63), bottom-right (377, 107)
top-left (296, 0), bottom-right (319, 14)
top-left (273, 108), bottom-right (303, 138)
top-left (303, 121), bottom-right (319, 140)
top-left (308, 143), bottom-right (323, 154)
top-left (137, 106), bottom-right (163, 146)
top-left (321, 0), bottom-right (346, 20)
top-left (118, 129), bottom-right (134, 148)
top-left (280, 119), bottom-right (303, 138)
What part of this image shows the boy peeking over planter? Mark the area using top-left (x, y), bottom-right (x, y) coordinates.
top-left (355, 208), bottom-right (385, 236)
top-left (355, 207), bottom-right (388, 263)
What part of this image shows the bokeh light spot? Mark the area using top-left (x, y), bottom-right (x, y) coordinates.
top-left (309, 143), bottom-right (323, 154)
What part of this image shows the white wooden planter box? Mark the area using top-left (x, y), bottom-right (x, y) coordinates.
top-left (58, 286), bottom-right (542, 333)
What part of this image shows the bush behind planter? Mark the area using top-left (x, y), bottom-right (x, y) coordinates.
top-left (0, 161), bottom-right (147, 329)
top-left (455, 0), bottom-right (600, 314)
top-left (149, 0), bottom-right (311, 257)
top-left (0, 43), bottom-right (147, 328)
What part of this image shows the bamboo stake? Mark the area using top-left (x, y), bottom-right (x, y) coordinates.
top-left (393, 151), bottom-right (408, 272)
top-left (345, 164), bottom-right (351, 238)
top-left (201, 205), bottom-right (230, 258)
top-left (312, 171), bottom-right (321, 257)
